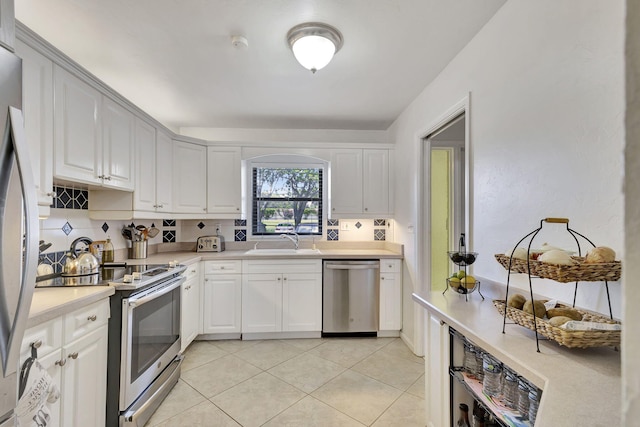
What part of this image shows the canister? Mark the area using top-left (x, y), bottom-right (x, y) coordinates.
top-left (129, 240), bottom-right (148, 259)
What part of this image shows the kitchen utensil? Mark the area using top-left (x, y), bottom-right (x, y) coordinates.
top-left (122, 226), bottom-right (133, 241)
top-left (38, 241), bottom-right (52, 253)
top-left (147, 226), bottom-right (159, 239)
top-left (136, 225), bottom-right (148, 241)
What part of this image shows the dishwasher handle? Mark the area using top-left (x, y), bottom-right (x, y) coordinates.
top-left (324, 262), bottom-right (379, 270)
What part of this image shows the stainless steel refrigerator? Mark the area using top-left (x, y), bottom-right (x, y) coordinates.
top-left (0, 45), bottom-right (39, 426)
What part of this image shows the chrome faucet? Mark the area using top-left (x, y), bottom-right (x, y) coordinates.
top-left (280, 232), bottom-right (299, 250)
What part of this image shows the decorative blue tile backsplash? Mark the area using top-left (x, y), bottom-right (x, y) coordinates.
top-left (62, 222), bottom-right (73, 236)
top-left (327, 219), bottom-right (339, 227)
top-left (235, 230), bottom-right (247, 241)
top-left (197, 222), bottom-right (206, 229)
top-left (163, 230), bottom-right (176, 243)
top-left (163, 219), bottom-right (176, 227)
top-left (374, 229), bottom-right (386, 241)
top-left (374, 219), bottom-right (386, 227)
top-left (40, 251), bottom-right (68, 273)
top-left (327, 229), bottom-right (339, 241)
top-left (51, 185), bottom-right (88, 209)
top-left (234, 219), bottom-right (247, 227)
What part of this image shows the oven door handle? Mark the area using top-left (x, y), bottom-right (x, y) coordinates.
top-left (127, 276), bottom-right (185, 308)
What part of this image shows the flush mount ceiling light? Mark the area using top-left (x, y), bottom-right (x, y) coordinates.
top-left (287, 22), bottom-right (343, 73)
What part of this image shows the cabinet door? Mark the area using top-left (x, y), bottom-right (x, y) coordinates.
top-left (172, 141), bottom-right (207, 213)
top-left (53, 66), bottom-right (102, 185)
top-left (133, 118), bottom-right (156, 211)
top-left (181, 276), bottom-right (200, 351)
top-left (102, 97), bottom-right (134, 190)
top-left (18, 348), bottom-right (63, 427)
top-left (0, 0), bottom-right (14, 50)
top-left (282, 273), bottom-right (322, 332)
top-left (62, 326), bottom-right (108, 427)
top-left (242, 274), bottom-right (282, 333)
top-left (207, 146), bottom-right (242, 215)
top-left (379, 273), bottom-right (402, 330)
top-left (202, 275), bottom-right (242, 334)
top-left (425, 313), bottom-right (450, 427)
top-left (363, 149), bottom-right (390, 215)
top-left (155, 131), bottom-right (173, 212)
top-left (330, 149), bottom-right (363, 216)
top-left (16, 40), bottom-right (54, 213)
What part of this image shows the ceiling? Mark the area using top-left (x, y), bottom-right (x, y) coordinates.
top-left (16, 0), bottom-right (506, 131)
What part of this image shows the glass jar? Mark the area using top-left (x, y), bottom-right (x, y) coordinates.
top-left (482, 354), bottom-right (502, 397)
top-left (463, 342), bottom-right (477, 378)
top-left (528, 387), bottom-right (541, 425)
top-left (502, 369), bottom-right (518, 409)
top-left (517, 378), bottom-right (530, 418)
top-left (474, 349), bottom-right (484, 381)
top-left (457, 403), bottom-right (471, 427)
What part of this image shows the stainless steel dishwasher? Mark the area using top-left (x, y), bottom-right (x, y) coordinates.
top-left (322, 260), bottom-right (379, 335)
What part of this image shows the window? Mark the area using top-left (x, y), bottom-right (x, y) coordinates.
top-left (252, 166), bottom-right (323, 236)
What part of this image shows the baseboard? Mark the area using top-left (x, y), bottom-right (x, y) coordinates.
top-left (241, 331), bottom-right (321, 340)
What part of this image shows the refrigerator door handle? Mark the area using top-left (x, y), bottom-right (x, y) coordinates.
top-left (2, 107), bottom-right (39, 376)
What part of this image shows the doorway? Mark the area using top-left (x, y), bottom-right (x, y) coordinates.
top-left (427, 113), bottom-right (466, 291)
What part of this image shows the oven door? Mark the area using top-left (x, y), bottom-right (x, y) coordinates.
top-left (120, 275), bottom-right (184, 411)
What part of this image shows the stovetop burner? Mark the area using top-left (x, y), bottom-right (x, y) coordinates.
top-left (35, 263), bottom-right (186, 291)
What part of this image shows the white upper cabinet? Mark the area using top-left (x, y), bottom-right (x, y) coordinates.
top-left (54, 65), bottom-right (135, 190)
top-left (0, 0), bottom-right (15, 50)
top-left (206, 146), bottom-right (242, 216)
top-left (16, 39), bottom-right (54, 216)
top-left (172, 140), bottom-right (207, 213)
top-left (133, 118), bottom-right (156, 211)
top-left (155, 130), bottom-right (173, 213)
top-left (330, 149), bottom-right (363, 215)
top-left (53, 65), bottom-right (102, 186)
top-left (363, 149), bottom-right (391, 216)
top-left (330, 148), bottom-right (392, 218)
top-left (101, 97), bottom-right (134, 190)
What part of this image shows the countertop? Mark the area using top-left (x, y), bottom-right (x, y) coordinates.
top-left (412, 279), bottom-right (620, 427)
top-left (28, 286), bottom-right (115, 328)
top-left (122, 248), bottom-right (403, 266)
top-left (28, 245), bottom-right (402, 327)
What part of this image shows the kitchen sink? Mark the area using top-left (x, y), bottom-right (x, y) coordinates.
top-left (244, 248), bottom-right (322, 256)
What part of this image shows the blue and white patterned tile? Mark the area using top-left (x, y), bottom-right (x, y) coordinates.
top-left (197, 222), bottom-right (206, 230)
top-left (327, 229), bottom-right (339, 241)
top-left (163, 219), bottom-right (176, 227)
top-left (163, 230), bottom-right (176, 243)
top-left (355, 222), bottom-right (362, 229)
top-left (327, 219), bottom-right (339, 227)
top-left (234, 219), bottom-right (247, 227)
top-left (374, 229), bottom-right (386, 241)
top-left (62, 222), bottom-right (73, 236)
top-left (374, 219), bottom-right (386, 227)
top-left (235, 230), bottom-right (247, 241)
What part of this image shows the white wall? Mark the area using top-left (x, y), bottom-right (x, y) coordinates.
top-left (390, 0), bottom-right (625, 350)
top-left (623, 0), bottom-right (639, 424)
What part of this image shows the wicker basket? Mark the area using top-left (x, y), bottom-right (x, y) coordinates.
top-left (494, 254), bottom-right (621, 283)
top-left (493, 300), bottom-right (621, 348)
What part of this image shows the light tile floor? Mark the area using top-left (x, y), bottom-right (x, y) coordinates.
top-left (145, 337), bottom-right (425, 427)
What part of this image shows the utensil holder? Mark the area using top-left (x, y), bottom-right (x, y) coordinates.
top-left (129, 241), bottom-right (147, 259)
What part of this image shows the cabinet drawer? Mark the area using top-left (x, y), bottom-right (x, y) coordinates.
top-left (184, 263), bottom-right (201, 280)
top-left (21, 317), bottom-right (63, 360)
top-left (380, 259), bottom-right (401, 273)
top-left (64, 299), bottom-right (110, 343)
top-left (242, 259), bottom-right (322, 274)
top-left (204, 260), bottom-right (242, 275)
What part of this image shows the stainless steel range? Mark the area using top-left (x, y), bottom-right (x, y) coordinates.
top-left (105, 263), bottom-right (186, 427)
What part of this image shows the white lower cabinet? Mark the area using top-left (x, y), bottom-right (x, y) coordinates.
top-left (424, 311), bottom-right (450, 427)
top-left (379, 259), bottom-right (402, 331)
top-left (202, 260), bottom-right (242, 335)
top-left (181, 263), bottom-right (202, 352)
top-left (19, 299), bottom-right (109, 427)
top-left (241, 259), bottom-right (322, 335)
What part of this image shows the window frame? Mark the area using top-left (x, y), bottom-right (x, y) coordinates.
top-left (247, 156), bottom-right (327, 239)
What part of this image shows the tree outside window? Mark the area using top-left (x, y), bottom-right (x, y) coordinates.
top-left (252, 167), bottom-right (323, 235)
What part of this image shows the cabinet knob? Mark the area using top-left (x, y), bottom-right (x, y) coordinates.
top-left (220, 266), bottom-right (225, 270)
top-left (158, 204), bottom-right (164, 208)
top-left (98, 175), bottom-right (104, 179)
top-left (332, 208), bottom-right (335, 211)
top-left (32, 339), bottom-right (43, 349)
top-left (283, 277), bottom-right (287, 281)
top-left (204, 278), bottom-right (209, 282)
top-left (236, 207), bottom-right (240, 211)
top-left (364, 207), bottom-right (368, 211)
top-left (46, 191), bottom-right (57, 197)
top-left (381, 277), bottom-right (385, 280)
top-left (68, 352), bottom-right (79, 360)
top-left (203, 208), bottom-right (207, 211)
top-left (191, 269), bottom-right (196, 273)
top-left (55, 359), bottom-right (66, 367)
top-left (105, 176), bottom-right (112, 181)
top-left (87, 315), bottom-right (97, 322)
top-left (277, 277), bottom-right (281, 281)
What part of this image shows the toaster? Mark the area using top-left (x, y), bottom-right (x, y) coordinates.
top-left (196, 235), bottom-right (225, 252)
